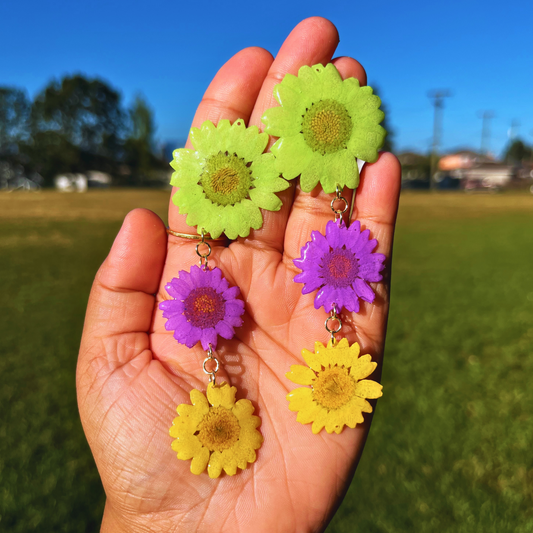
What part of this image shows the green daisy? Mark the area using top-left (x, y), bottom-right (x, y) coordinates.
top-left (261, 63), bottom-right (386, 194)
top-left (171, 119), bottom-right (289, 239)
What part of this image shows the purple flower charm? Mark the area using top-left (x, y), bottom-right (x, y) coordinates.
top-left (293, 220), bottom-right (385, 314)
top-left (159, 265), bottom-right (245, 350)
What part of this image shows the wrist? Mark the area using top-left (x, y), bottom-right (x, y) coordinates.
top-left (101, 502), bottom-right (180, 533)
top-left (101, 503), bottom-right (127, 533)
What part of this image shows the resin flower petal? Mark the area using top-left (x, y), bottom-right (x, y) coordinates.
top-left (294, 219), bottom-right (385, 313)
top-left (286, 338), bottom-right (382, 434)
top-left (262, 63), bottom-right (386, 193)
top-left (170, 119), bottom-right (290, 239)
top-left (170, 382), bottom-right (263, 478)
top-left (159, 265), bottom-right (245, 350)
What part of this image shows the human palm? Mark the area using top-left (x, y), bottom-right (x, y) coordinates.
top-left (77, 17), bottom-right (401, 533)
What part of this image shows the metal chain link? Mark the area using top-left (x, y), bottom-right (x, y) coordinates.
top-left (324, 306), bottom-right (342, 344)
top-left (327, 186), bottom-right (348, 343)
top-left (202, 344), bottom-right (220, 384)
top-left (330, 185), bottom-right (348, 222)
top-left (195, 228), bottom-right (212, 270)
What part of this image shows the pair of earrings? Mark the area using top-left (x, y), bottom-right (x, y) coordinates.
top-left (161, 63), bottom-right (386, 478)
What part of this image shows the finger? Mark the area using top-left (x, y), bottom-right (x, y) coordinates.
top-left (283, 153), bottom-right (400, 358)
top-left (168, 46), bottom-right (274, 233)
top-left (248, 17), bottom-right (339, 128)
top-left (332, 56), bottom-right (367, 87)
top-left (282, 56), bottom-right (371, 264)
top-left (186, 46), bottom-right (275, 149)
top-left (345, 152), bottom-right (402, 358)
top-left (351, 152), bottom-right (402, 301)
top-left (241, 17), bottom-right (340, 253)
top-left (79, 209), bottom-right (167, 365)
top-left (352, 152), bottom-right (402, 237)
top-left (327, 56), bottom-right (368, 219)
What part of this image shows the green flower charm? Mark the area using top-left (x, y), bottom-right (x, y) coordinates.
top-left (261, 63), bottom-right (386, 193)
top-left (171, 119), bottom-right (289, 239)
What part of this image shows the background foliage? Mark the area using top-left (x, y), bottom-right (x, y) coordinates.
top-left (0, 191), bottom-right (532, 532)
top-left (0, 77), bottom-right (167, 187)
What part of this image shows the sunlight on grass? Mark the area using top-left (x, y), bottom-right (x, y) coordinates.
top-left (329, 193), bottom-right (533, 533)
top-left (1, 190), bottom-right (532, 532)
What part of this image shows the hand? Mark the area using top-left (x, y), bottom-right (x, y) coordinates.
top-left (77, 17), bottom-right (401, 533)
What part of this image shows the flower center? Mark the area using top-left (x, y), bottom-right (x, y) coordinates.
top-left (312, 366), bottom-right (355, 410)
top-left (211, 167), bottom-right (240, 194)
top-left (320, 248), bottom-right (358, 288)
top-left (183, 287), bottom-right (225, 328)
top-left (201, 152), bottom-right (252, 206)
top-left (197, 406), bottom-right (240, 452)
top-left (301, 99), bottom-right (352, 155)
top-left (328, 255), bottom-right (351, 278)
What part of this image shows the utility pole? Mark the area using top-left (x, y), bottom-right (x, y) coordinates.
top-left (478, 110), bottom-right (494, 155)
top-left (428, 90), bottom-right (451, 190)
top-left (508, 119), bottom-right (520, 140)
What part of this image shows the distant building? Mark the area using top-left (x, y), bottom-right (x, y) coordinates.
top-left (397, 151), bottom-right (430, 181)
top-left (87, 171), bottom-right (112, 187)
top-left (439, 150), bottom-right (513, 190)
top-left (397, 151), bottom-right (431, 188)
top-left (439, 150), bottom-right (494, 171)
top-left (460, 164), bottom-right (514, 190)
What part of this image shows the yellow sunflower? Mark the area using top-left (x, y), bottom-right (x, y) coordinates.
top-left (286, 338), bottom-right (383, 434)
top-left (170, 382), bottom-right (263, 478)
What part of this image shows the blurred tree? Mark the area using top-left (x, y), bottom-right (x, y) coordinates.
top-left (130, 94), bottom-right (155, 146)
top-left (1, 77), bottom-right (169, 187)
top-left (30, 75), bottom-right (127, 184)
top-left (504, 138), bottom-right (533, 164)
top-left (0, 88), bottom-right (35, 188)
top-left (124, 95), bottom-right (166, 185)
top-left (0, 87), bottom-right (31, 154)
top-left (32, 75), bottom-right (126, 155)
top-left (371, 84), bottom-right (394, 153)
top-left (23, 131), bottom-right (80, 183)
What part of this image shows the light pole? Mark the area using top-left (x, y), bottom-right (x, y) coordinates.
top-left (478, 110), bottom-right (494, 155)
top-left (508, 119), bottom-right (520, 140)
top-left (428, 90), bottom-right (451, 190)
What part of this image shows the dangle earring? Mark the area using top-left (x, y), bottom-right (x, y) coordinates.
top-left (161, 118), bottom-right (289, 477)
top-left (262, 63), bottom-right (387, 434)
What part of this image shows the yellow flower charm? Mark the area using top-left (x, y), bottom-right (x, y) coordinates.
top-left (170, 382), bottom-right (263, 478)
top-left (286, 338), bottom-right (383, 434)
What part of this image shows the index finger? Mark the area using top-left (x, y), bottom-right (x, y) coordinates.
top-left (168, 46), bottom-right (274, 233)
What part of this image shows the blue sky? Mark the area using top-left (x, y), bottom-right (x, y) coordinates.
top-left (1, 0), bottom-right (532, 157)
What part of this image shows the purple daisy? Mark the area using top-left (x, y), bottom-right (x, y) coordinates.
top-left (293, 220), bottom-right (385, 313)
top-left (159, 265), bottom-right (245, 351)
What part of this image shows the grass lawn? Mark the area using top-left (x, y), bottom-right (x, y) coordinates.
top-left (1, 190), bottom-right (532, 532)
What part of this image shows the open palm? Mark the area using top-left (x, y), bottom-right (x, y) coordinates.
top-left (77, 17), bottom-right (401, 533)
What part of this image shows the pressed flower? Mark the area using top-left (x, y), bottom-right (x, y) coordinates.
top-left (159, 265), bottom-right (245, 350)
top-left (293, 219), bottom-right (385, 314)
top-left (170, 119), bottom-right (290, 239)
top-left (286, 338), bottom-right (382, 434)
top-left (170, 381), bottom-right (263, 477)
top-left (261, 63), bottom-right (386, 193)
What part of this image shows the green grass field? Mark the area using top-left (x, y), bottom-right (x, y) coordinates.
top-left (1, 190), bottom-right (532, 532)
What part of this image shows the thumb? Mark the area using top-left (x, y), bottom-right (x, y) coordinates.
top-left (77, 208), bottom-right (167, 377)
